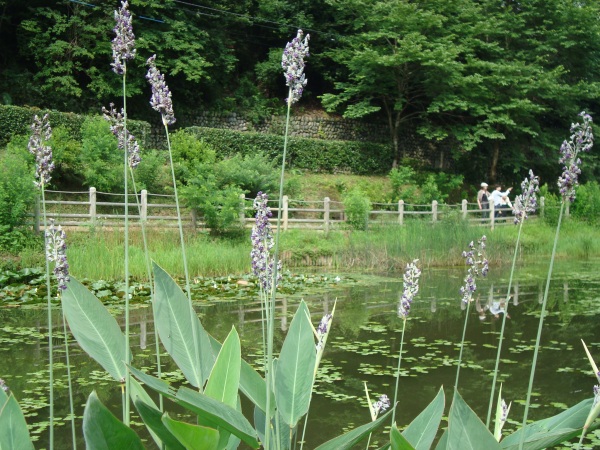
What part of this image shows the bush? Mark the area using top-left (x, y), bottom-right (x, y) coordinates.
top-left (182, 169), bottom-right (245, 236)
top-left (79, 116), bottom-right (122, 192)
top-left (212, 152), bottom-right (279, 199)
top-left (0, 148), bottom-right (36, 251)
top-left (571, 181), bottom-right (600, 225)
top-left (133, 150), bottom-right (169, 194)
top-left (186, 126), bottom-right (394, 174)
top-left (539, 184), bottom-right (560, 225)
top-left (343, 189), bottom-right (371, 231)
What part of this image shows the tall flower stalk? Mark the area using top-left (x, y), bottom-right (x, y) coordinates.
top-left (263, 30), bottom-right (309, 450)
top-left (455, 236), bottom-right (488, 391)
top-left (29, 114), bottom-right (76, 449)
top-left (392, 260), bottom-right (421, 426)
top-left (519, 112), bottom-right (593, 449)
top-left (486, 170), bottom-right (539, 428)
top-left (111, 0), bottom-right (136, 425)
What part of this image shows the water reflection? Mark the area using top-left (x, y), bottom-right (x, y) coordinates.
top-left (1, 261), bottom-right (599, 449)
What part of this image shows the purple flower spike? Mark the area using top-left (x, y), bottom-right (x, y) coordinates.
top-left (513, 170), bottom-right (540, 224)
top-left (398, 259), bottom-right (421, 319)
top-left (45, 220), bottom-right (70, 290)
top-left (282, 30), bottom-right (310, 104)
top-left (102, 104), bottom-right (141, 169)
top-left (373, 394), bottom-right (390, 415)
top-left (111, 1), bottom-right (136, 74)
top-left (558, 112), bottom-right (593, 203)
top-left (316, 313), bottom-right (333, 351)
top-left (460, 236), bottom-right (488, 303)
top-left (146, 55), bottom-right (176, 126)
top-left (250, 192), bottom-right (281, 293)
top-left (0, 378), bottom-right (8, 393)
top-left (28, 114), bottom-right (54, 189)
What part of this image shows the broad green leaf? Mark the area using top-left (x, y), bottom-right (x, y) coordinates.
top-left (403, 386), bottom-right (444, 450)
top-left (62, 277), bottom-right (129, 381)
top-left (162, 413), bottom-right (220, 450)
top-left (435, 430), bottom-right (448, 450)
top-left (500, 398), bottom-right (592, 449)
top-left (254, 407), bottom-right (292, 450)
top-left (153, 262), bottom-right (215, 389)
top-left (315, 409), bottom-right (393, 450)
top-left (0, 395), bottom-right (35, 450)
top-left (134, 399), bottom-right (185, 450)
top-left (83, 391), bottom-right (144, 450)
top-left (275, 300), bottom-right (317, 427)
top-left (501, 429), bottom-right (582, 450)
top-left (209, 334), bottom-right (272, 415)
top-left (391, 423), bottom-right (416, 450)
top-left (176, 386), bottom-right (259, 448)
top-left (493, 385), bottom-right (511, 442)
top-left (204, 327), bottom-right (241, 408)
top-left (129, 365), bottom-right (176, 398)
top-left (447, 390), bottom-right (501, 450)
top-left (129, 377), bottom-right (183, 450)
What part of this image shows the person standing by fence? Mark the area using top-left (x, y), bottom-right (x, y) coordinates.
top-left (490, 185), bottom-right (512, 217)
top-left (477, 182), bottom-right (489, 219)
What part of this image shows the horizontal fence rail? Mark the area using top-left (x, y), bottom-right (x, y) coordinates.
top-left (31, 187), bottom-right (564, 232)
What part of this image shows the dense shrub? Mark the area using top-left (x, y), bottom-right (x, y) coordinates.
top-left (0, 147), bottom-right (37, 251)
top-left (80, 116), bottom-right (122, 192)
top-left (0, 104), bottom-right (151, 148)
top-left (571, 181), bottom-right (600, 225)
top-left (343, 189), bottom-right (371, 231)
top-left (185, 126), bottom-right (393, 174)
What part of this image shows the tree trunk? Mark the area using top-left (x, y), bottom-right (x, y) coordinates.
top-left (490, 140), bottom-right (500, 183)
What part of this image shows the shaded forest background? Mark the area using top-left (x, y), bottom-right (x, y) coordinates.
top-left (1, 0), bottom-right (600, 186)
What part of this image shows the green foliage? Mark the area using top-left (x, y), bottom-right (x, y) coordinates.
top-left (389, 166), bottom-right (419, 204)
top-left (212, 153), bottom-right (279, 199)
top-left (571, 182), bottom-right (600, 225)
top-left (132, 150), bottom-right (168, 194)
top-left (539, 184), bottom-right (561, 226)
top-left (50, 126), bottom-right (84, 186)
top-left (79, 116), bottom-right (122, 192)
top-left (186, 127), bottom-right (393, 175)
top-left (343, 189), bottom-right (371, 231)
top-left (0, 147), bottom-right (36, 251)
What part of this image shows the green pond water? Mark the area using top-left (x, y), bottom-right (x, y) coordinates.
top-left (1, 259), bottom-right (600, 449)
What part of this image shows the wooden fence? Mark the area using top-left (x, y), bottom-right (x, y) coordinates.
top-left (33, 187), bottom-right (562, 232)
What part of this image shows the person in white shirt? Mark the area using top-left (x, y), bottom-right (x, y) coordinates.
top-left (489, 185), bottom-right (512, 217)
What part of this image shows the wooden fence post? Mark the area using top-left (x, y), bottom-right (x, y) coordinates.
top-left (239, 194), bottom-right (246, 225)
top-left (324, 197), bottom-right (330, 233)
top-left (191, 209), bottom-right (197, 230)
top-left (398, 200), bottom-right (404, 225)
top-left (141, 190), bottom-right (148, 222)
top-left (540, 196), bottom-right (545, 218)
top-left (432, 200), bottom-right (438, 222)
top-left (89, 187), bottom-right (96, 226)
top-left (490, 202), bottom-right (495, 230)
top-left (461, 199), bottom-right (468, 220)
top-left (282, 195), bottom-right (289, 231)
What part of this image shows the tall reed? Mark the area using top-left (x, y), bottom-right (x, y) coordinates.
top-left (519, 112), bottom-right (593, 449)
top-left (110, 0), bottom-right (137, 424)
top-left (485, 170), bottom-right (539, 428)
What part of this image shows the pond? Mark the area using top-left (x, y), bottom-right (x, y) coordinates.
top-left (1, 259), bottom-right (599, 449)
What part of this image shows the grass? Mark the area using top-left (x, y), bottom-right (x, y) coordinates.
top-left (13, 217), bottom-right (600, 280)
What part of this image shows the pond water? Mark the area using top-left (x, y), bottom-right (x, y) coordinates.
top-left (1, 259), bottom-right (599, 449)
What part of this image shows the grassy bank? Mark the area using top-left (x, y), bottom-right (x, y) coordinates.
top-left (9, 218), bottom-right (600, 280)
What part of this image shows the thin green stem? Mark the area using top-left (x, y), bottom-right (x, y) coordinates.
top-left (265, 92), bottom-right (293, 450)
top-left (518, 201), bottom-right (565, 449)
top-left (391, 318), bottom-right (407, 426)
top-left (454, 299), bottom-right (472, 392)
top-left (41, 187), bottom-right (54, 450)
top-left (486, 220), bottom-right (523, 428)
top-left (62, 312), bottom-right (77, 450)
top-left (122, 69), bottom-right (131, 426)
top-left (129, 171), bottom-right (163, 414)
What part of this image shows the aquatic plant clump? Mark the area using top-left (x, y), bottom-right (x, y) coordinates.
top-left (398, 259), bottom-right (421, 318)
top-left (558, 111), bottom-right (594, 202)
top-left (459, 236), bottom-right (488, 303)
top-left (102, 103), bottom-right (141, 169)
top-left (28, 113), bottom-right (54, 188)
top-left (250, 192), bottom-right (282, 292)
top-left (513, 169), bottom-right (540, 224)
top-left (146, 55), bottom-right (176, 126)
top-left (111, 1), bottom-right (136, 75)
top-left (45, 220), bottom-right (70, 290)
top-left (282, 29), bottom-right (310, 104)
